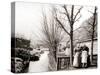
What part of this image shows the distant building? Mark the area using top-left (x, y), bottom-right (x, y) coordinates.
top-left (58, 38), bottom-right (97, 55)
top-left (77, 38), bottom-right (97, 55)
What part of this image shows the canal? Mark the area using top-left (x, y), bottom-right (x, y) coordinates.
top-left (28, 51), bottom-right (49, 72)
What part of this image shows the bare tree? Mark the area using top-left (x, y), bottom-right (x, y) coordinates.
top-left (87, 7), bottom-right (97, 64)
top-left (56, 5), bottom-right (83, 66)
top-left (79, 6), bottom-right (97, 65)
top-left (40, 7), bottom-right (64, 60)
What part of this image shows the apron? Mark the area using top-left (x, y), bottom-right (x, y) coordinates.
top-left (81, 51), bottom-right (88, 63)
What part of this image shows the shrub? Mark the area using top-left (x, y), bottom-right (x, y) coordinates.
top-left (15, 48), bottom-right (30, 61)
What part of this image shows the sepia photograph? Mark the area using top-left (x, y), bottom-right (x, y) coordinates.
top-left (11, 2), bottom-right (98, 73)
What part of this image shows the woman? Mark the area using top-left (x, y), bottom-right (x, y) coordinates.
top-left (81, 45), bottom-right (88, 68)
top-left (73, 46), bottom-right (81, 68)
top-left (65, 46), bottom-right (70, 56)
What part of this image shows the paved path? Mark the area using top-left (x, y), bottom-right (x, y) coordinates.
top-left (28, 51), bottom-right (49, 73)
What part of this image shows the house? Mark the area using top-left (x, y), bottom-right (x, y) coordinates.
top-left (77, 38), bottom-right (97, 55)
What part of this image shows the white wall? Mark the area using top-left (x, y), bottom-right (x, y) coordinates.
top-left (80, 40), bottom-right (97, 55)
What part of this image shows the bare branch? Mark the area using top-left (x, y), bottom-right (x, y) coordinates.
top-left (88, 21), bottom-right (93, 26)
top-left (56, 12), bottom-right (68, 21)
top-left (73, 7), bottom-right (83, 21)
top-left (56, 17), bottom-right (70, 35)
top-left (73, 26), bottom-right (82, 31)
top-left (83, 26), bottom-right (92, 35)
top-left (63, 5), bottom-right (71, 23)
top-left (88, 10), bottom-right (94, 14)
top-left (74, 15), bottom-right (82, 23)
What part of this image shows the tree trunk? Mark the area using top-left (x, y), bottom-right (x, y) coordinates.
top-left (90, 7), bottom-right (97, 65)
top-left (54, 45), bottom-right (57, 61)
top-left (70, 26), bottom-right (73, 67)
top-left (54, 50), bottom-right (57, 61)
top-left (70, 5), bottom-right (74, 67)
top-left (90, 18), bottom-right (95, 65)
top-left (90, 33), bottom-right (94, 64)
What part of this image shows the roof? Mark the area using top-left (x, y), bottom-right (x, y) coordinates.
top-left (78, 38), bottom-right (97, 43)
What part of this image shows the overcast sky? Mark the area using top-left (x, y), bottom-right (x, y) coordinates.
top-left (15, 2), bottom-right (94, 44)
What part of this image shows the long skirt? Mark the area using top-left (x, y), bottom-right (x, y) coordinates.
top-left (73, 52), bottom-right (80, 67)
top-left (81, 51), bottom-right (88, 64)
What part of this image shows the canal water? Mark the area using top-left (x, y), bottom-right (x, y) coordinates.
top-left (28, 51), bottom-right (49, 73)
